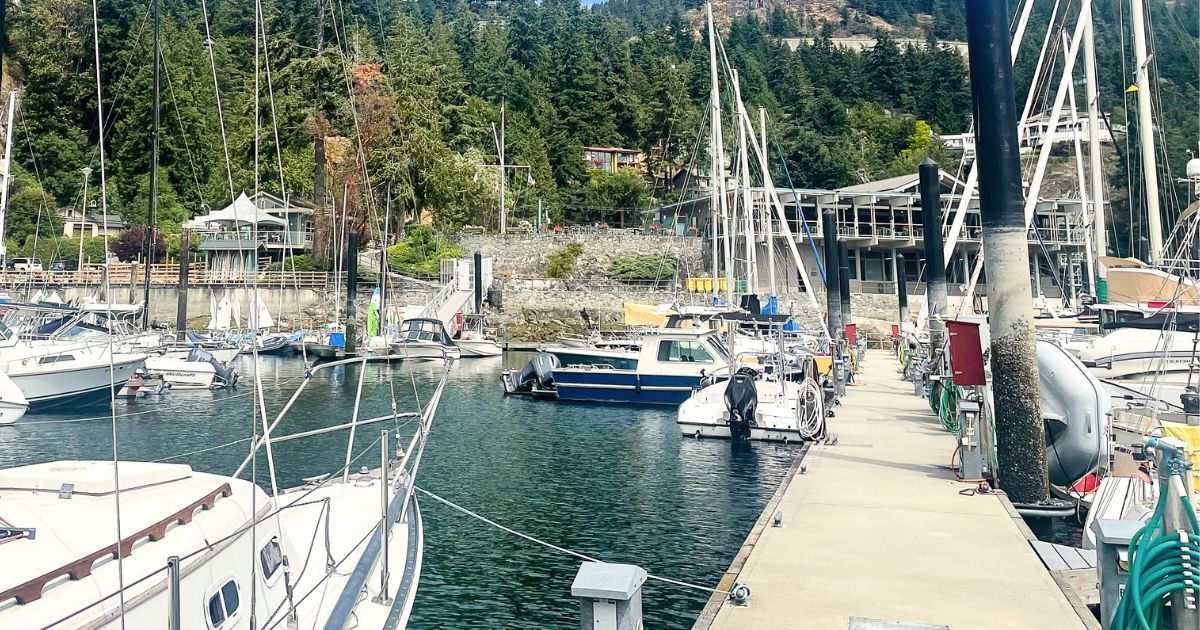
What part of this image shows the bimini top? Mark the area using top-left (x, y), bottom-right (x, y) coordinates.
top-left (1103, 311), bottom-right (1200, 334)
top-left (398, 318), bottom-right (456, 346)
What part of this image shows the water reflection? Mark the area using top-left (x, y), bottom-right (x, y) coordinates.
top-left (0, 353), bottom-right (798, 629)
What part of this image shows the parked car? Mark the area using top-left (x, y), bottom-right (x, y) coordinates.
top-left (11, 258), bottom-right (42, 272)
top-left (48, 261), bottom-right (66, 272)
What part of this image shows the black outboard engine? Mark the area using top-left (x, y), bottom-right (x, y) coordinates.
top-left (724, 369), bottom-right (759, 442)
top-left (188, 347), bottom-right (238, 387)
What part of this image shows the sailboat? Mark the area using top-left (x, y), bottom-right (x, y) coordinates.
top-left (0, 355), bottom-right (449, 628)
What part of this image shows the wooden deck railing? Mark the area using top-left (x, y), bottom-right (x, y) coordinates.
top-left (0, 264), bottom-right (334, 288)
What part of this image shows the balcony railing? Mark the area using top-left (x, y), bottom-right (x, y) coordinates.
top-left (197, 229), bottom-right (314, 248)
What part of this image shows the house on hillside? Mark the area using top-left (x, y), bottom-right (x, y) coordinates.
top-left (59, 204), bottom-right (127, 239)
top-left (942, 110), bottom-right (1116, 161)
top-left (183, 191), bottom-right (316, 278)
top-left (584, 147), bottom-right (644, 175)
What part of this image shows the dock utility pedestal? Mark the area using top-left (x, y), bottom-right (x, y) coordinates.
top-left (571, 562), bottom-right (646, 630)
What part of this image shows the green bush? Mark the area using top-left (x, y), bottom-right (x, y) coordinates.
top-left (607, 254), bottom-right (677, 281)
top-left (386, 225), bottom-right (464, 277)
top-left (545, 242), bottom-right (584, 279)
top-left (267, 255), bottom-right (330, 272)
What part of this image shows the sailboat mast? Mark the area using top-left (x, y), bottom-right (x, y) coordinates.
top-left (758, 108), bottom-right (777, 297)
top-left (1083, 20), bottom-right (1107, 262)
top-left (0, 91), bottom-right (15, 264)
top-left (706, 3), bottom-right (733, 305)
top-left (1131, 0), bottom-right (1163, 265)
top-left (142, 0), bottom-right (160, 329)
top-left (732, 70), bottom-right (757, 296)
top-left (499, 105), bottom-right (506, 235)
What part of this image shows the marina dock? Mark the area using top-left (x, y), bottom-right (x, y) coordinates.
top-left (695, 356), bottom-right (1091, 630)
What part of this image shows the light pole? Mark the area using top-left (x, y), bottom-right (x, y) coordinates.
top-left (79, 167), bottom-right (92, 276)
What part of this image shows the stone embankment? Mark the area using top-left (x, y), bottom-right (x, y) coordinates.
top-left (457, 233), bottom-right (914, 342)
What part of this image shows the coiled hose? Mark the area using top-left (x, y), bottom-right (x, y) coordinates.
top-left (795, 378), bottom-right (825, 441)
top-left (1111, 475), bottom-right (1200, 629)
top-left (927, 380), bottom-right (963, 433)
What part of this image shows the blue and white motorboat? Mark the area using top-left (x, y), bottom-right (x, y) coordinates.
top-left (504, 329), bottom-right (735, 406)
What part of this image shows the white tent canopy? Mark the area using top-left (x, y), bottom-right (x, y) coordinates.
top-left (184, 192), bottom-right (287, 229)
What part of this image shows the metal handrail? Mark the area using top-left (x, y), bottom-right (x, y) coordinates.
top-left (420, 275), bottom-right (459, 321)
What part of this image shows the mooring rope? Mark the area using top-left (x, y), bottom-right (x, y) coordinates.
top-left (414, 486), bottom-right (733, 596)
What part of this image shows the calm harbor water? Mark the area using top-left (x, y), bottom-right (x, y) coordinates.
top-left (0, 352), bottom-right (797, 628)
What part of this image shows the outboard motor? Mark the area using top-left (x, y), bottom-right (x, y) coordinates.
top-left (188, 347), bottom-right (238, 388)
top-left (529, 352), bottom-right (560, 389)
top-left (724, 368), bottom-right (759, 442)
top-left (504, 352), bottom-right (561, 395)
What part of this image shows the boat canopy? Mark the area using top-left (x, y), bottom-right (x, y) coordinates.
top-left (399, 317), bottom-right (456, 346)
top-left (1103, 311), bottom-right (1200, 334)
top-left (184, 192), bottom-right (288, 228)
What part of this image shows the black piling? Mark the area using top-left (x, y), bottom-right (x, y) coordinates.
top-left (838, 240), bottom-right (851, 330)
top-left (966, 0), bottom-right (1048, 504)
top-left (175, 229), bottom-right (189, 333)
top-left (822, 208), bottom-right (842, 340)
top-left (345, 230), bottom-right (359, 354)
top-left (896, 252), bottom-right (908, 324)
top-left (919, 157), bottom-right (948, 355)
top-left (474, 250), bottom-right (484, 314)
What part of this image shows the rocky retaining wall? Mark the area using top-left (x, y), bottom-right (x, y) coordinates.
top-left (458, 232), bottom-right (705, 279)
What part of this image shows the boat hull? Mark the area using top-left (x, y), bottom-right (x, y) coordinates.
top-left (677, 421), bottom-right (803, 442)
top-left (161, 347), bottom-right (238, 364)
top-left (389, 342), bottom-right (461, 361)
top-left (457, 339), bottom-right (502, 357)
top-left (10, 354), bottom-right (144, 409)
top-left (552, 369), bottom-right (699, 405)
top-left (143, 357), bottom-right (217, 389)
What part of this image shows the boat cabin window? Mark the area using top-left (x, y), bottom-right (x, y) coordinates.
top-left (260, 536), bottom-right (284, 583)
top-left (1097, 308), bottom-right (1145, 329)
top-left (705, 337), bottom-right (731, 362)
top-left (38, 354), bottom-right (74, 364)
top-left (657, 339), bottom-right (714, 363)
top-left (207, 579), bottom-right (241, 628)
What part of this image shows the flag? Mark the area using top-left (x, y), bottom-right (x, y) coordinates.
top-left (527, 174), bottom-right (535, 186)
top-left (1125, 84), bottom-right (1139, 93)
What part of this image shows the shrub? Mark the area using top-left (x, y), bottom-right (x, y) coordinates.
top-left (386, 225), bottom-right (464, 277)
top-left (545, 242), bottom-right (584, 279)
top-left (267, 255), bottom-right (330, 272)
top-left (607, 254), bottom-right (677, 281)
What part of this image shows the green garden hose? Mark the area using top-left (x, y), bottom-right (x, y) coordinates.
top-left (927, 380), bottom-right (962, 433)
top-left (1111, 458), bottom-right (1200, 629)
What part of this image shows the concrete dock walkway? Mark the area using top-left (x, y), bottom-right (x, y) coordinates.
top-left (697, 356), bottom-right (1089, 630)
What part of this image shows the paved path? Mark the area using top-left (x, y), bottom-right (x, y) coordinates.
top-left (701, 356), bottom-right (1087, 630)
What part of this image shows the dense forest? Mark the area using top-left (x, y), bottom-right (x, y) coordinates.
top-left (1, 0), bottom-right (1196, 261)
